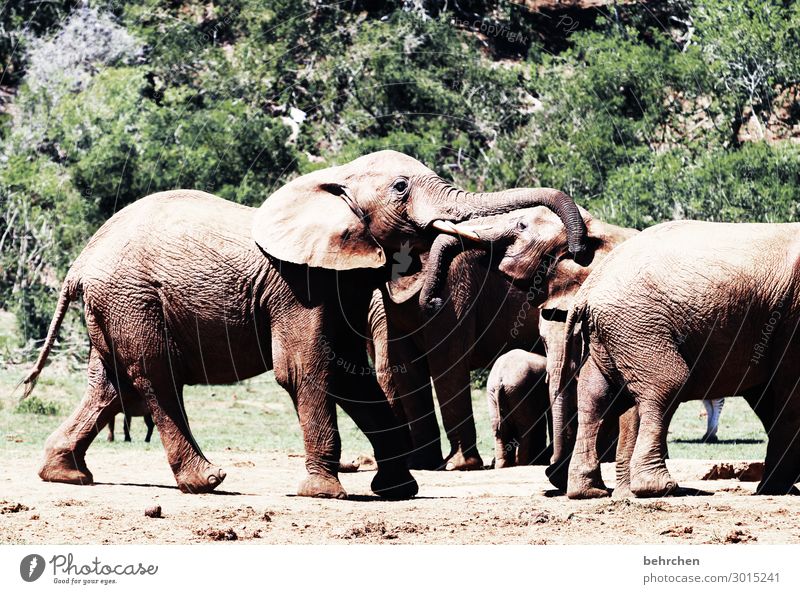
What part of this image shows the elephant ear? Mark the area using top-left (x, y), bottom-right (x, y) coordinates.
top-left (252, 176), bottom-right (386, 270)
top-left (537, 257), bottom-right (590, 311)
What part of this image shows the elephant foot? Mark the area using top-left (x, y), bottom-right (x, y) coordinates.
top-left (612, 483), bottom-right (634, 499)
top-left (494, 456), bottom-right (515, 469)
top-left (175, 462), bottom-right (226, 494)
top-left (630, 472), bottom-right (678, 498)
top-left (545, 460), bottom-right (569, 491)
top-left (567, 476), bottom-right (610, 499)
top-left (444, 449), bottom-right (484, 471)
top-left (107, 434), bottom-right (114, 442)
top-left (39, 449), bottom-right (94, 486)
top-left (298, 473), bottom-right (347, 499)
top-left (371, 465), bottom-right (418, 500)
top-left (567, 465), bottom-right (609, 499)
top-left (755, 480), bottom-right (800, 496)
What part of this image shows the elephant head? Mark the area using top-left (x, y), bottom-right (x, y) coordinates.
top-left (250, 151), bottom-right (587, 272)
top-left (418, 206), bottom-right (637, 489)
top-left (418, 206), bottom-right (637, 313)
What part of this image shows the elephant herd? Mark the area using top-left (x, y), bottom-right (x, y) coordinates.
top-left (21, 151), bottom-right (800, 501)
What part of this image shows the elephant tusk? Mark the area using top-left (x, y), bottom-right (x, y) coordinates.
top-left (431, 220), bottom-right (482, 242)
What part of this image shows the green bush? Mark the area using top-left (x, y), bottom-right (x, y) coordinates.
top-left (15, 395), bottom-right (60, 416)
top-left (595, 142), bottom-right (800, 228)
top-left (2, 1), bottom-right (800, 346)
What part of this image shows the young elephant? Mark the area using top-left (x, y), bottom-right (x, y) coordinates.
top-left (561, 221), bottom-right (800, 498)
top-left (21, 150), bottom-right (587, 499)
top-left (486, 350), bottom-right (550, 467)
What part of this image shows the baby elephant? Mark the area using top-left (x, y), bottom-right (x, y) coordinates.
top-left (107, 413), bottom-right (155, 443)
top-left (487, 350), bottom-right (551, 468)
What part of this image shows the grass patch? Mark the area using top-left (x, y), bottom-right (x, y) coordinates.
top-left (0, 359), bottom-right (767, 463)
top-left (15, 395), bottom-right (60, 416)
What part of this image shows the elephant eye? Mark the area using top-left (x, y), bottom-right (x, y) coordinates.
top-left (516, 220), bottom-right (528, 232)
top-left (392, 178), bottom-right (408, 194)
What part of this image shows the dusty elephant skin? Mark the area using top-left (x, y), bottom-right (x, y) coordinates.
top-left (417, 206), bottom-right (636, 486)
top-left (22, 150), bottom-right (587, 500)
top-left (560, 221), bottom-right (800, 499)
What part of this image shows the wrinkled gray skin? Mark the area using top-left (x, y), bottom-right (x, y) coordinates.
top-left (22, 151), bottom-right (587, 499)
top-left (418, 206), bottom-right (637, 485)
top-left (561, 221), bottom-right (800, 499)
top-left (486, 350), bottom-right (550, 468)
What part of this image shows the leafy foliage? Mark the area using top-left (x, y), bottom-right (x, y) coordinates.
top-left (1, 0), bottom-right (799, 345)
top-left (15, 395), bottom-right (60, 416)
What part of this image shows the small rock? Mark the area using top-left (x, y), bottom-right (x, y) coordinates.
top-left (144, 505), bottom-right (162, 518)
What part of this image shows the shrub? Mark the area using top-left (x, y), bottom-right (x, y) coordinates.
top-left (15, 395), bottom-right (60, 416)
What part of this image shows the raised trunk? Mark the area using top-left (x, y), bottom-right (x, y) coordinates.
top-left (427, 185), bottom-right (587, 255)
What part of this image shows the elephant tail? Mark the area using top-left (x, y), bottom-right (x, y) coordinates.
top-left (16, 277), bottom-right (80, 399)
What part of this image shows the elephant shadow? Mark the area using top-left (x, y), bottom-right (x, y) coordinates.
top-left (93, 482), bottom-right (247, 496)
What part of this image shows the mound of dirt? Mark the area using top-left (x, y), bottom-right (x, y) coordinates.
top-left (701, 462), bottom-right (763, 482)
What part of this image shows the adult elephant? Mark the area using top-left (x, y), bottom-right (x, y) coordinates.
top-left (21, 150), bottom-right (587, 500)
top-left (555, 221), bottom-right (800, 498)
top-left (416, 206), bottom-right (637, 481)
top-left (366, 251), bottom-right (549, 471)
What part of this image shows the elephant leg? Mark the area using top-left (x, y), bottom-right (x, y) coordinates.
top-left (144, 414), bottom-right (155, 443)
top-left (39, 349), bottom-right (121, 485)
top-left (128, 360), bottom-right (224, 494)
top-left (487, 370), bottom-right (516, 468)
top-left (627, 354), bottom-right (687, 498)
top-left (597, 413), bottom-right (620, 464)
top-left (751, 374), bottom-right (800, 495)
top-left (123, 414), bottom-right (132, 442)
top-left (567, 357), bottom-right (611, 499)
top-left (376, 332), bottom-right (442, 470)
top-left (742, 385), bottom-right (781, 493)
top-left (493, 418), bottom-right (517, 469)
top-left (515, 380), bottom-right (551, 466)
top-left (612, 404), bottom-right (639, 498)
top-left (106, 415), bottom-right (115, 442)
top-left (334, 368), bottom-right (419, 500)
top-left (429, 361), bottom-right (483, 471)
top-left (331, 314), bottom-right (419, 500)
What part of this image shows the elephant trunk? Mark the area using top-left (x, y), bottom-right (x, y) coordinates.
top-left (425, 184), bottom-right (587, 255)
top-left (545, 305), bottom-right (584, 491)
top-left (418, 234), bottom-right (466, 316)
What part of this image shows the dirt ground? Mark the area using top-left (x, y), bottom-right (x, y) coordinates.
top-left (2, 450), bottom-right (799, 545)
